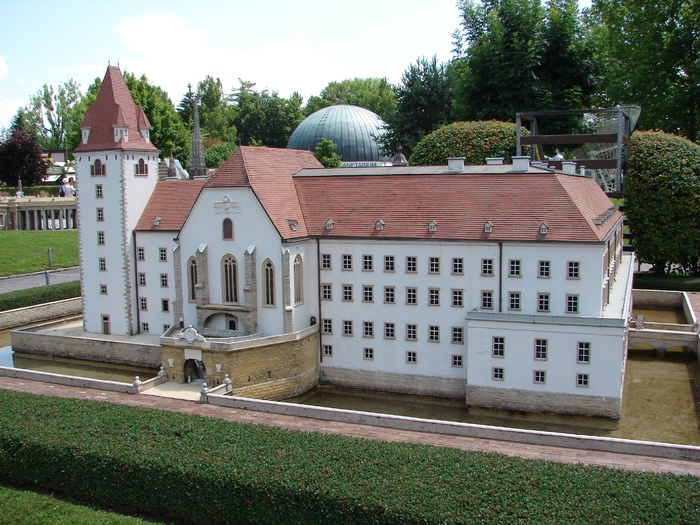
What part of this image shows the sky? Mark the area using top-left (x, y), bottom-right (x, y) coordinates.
top-left (0, 0), bottom-right (592, 131)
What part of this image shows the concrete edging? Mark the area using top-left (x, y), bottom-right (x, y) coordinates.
top-left (0, 297), bottom-right (82, 330)
top-left (205, 393), bottom-right (700, 463)
top-left (0, 366), bottom-right (137, 394)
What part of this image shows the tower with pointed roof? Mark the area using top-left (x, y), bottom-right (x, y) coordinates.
top-left (74, 65), bottom-right (160, 336)
top-left (188, 100), bottom-right (206, 178)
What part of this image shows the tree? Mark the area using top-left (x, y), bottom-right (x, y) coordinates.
top-left (0, 130), bottom-right (47, 187)
top-left (382, 57), bottom-right (454, 156)
top-left (313, 138), bottom-right (342, 168)
top-left (180, 76), bottom-right (237, 143)
top-left (592, 0), bottom-right (700, 141)
top-left (231, 80), bottom-right (304, 148)
top-left (204, 142), bottom-right (237, 169)
top-left (19, 80), bottom-right (83, 150)
top-left (409, 120), bottom-right (524, 165)
top-left (452, 0), bottom-right (602, 134)
top-left (304, 78), bottom-right (397, 121)
top-left (624, 131), bottom-right (700, 274)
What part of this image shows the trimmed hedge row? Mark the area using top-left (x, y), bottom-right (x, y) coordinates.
top-left (0, 390), bottom-right (698, 524)
top-left (0, 281), bottom-right (81, 312)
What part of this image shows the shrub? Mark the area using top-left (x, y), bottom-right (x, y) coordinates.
top-left (409, 120), bottom-right (525, 166)
top-left (625, 131), bottom-right (700, 275)
top-left (0, 281), bottom-right (81, 312)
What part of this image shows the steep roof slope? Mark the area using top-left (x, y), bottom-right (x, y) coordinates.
top-left (74, 66), bottom-right (158, 153)
top-left (135, 179), bottom-right (206, 232)
top-left (206, 146), bottom-right (323, 240)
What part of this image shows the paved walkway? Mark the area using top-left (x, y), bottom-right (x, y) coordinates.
top-left (0, 376), bottom-right (698, 477)
top-left (0, 266), bottom-right (80, 294)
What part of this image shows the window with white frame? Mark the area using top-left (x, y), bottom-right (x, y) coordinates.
top-left (428, 288), bottom-right (440, 306)
top-left (429, 257), bottom-right (440, 274)
top-left (342, 254), bottom-right (352, 270)
top-left (492, 336), bottom-right (505, 357)
top-left (568, 261), bottom-right (580, 279)
top-left (384, 255), bottom-right (395, 272)
top-left (482, 259), bottom-right (494, 276)
top-left (406, 287), bottom-right (417, 305)
top-left (577, 342), bottom-right (591, 363)
top-left (452, 327), bottom-right (463, 344)
top-left (363, 254), bottom-right (373, 271)
top-left (138, 273), bottom-right (146, 286)
top-left (566, 294), bottom-right (579, 313)
top-left (577, 373), bottom-right (589, 387)
top-left (481, 290), bottom-right (493, 309)
top-left (363, 285), bottom-right (373, 302)
top-left (95, 185), bottom-right (103, 198)
top-left (322, 319), bottom-right (332, 334)
top-left (534, 339), bottom-right (548, 360)
top-left (137, 247), bottom-right (145, 261)
top-left (384, 286), bottom-right (395, 304)
top-left (342, 284), bottom-right (353, 302)
top-left (322, 283), bottom-right (332, 300)
top-left (97, 231), bottom-right (105, 245)
top-left (100, 284), bottom-right (108, 295)
top-left (509, 259), bottom-right (521, 276)
top-left (452, 257), bottom-right (464, 275)
top-left (406, 256), bottom-right (417, 273)
top-left (99, 258), bottom-right (106, 271)
top-left (363, 347), bottom-right (374, 360)
top-left (384, 322), bottom-right (395, 339)
top-left (406, 351), bottom-right (417, 364)
top-left (492, 367), bottom-right (504, 381)
top-left (537, 293), bottom-right (550, 312)
top-left (160, 274), bottom-right (168, 287)
top-left (452, 289), bottom-right (463, 307)
top-left (323, 345), bottom-right (333, 357)
top-left (534, 370), bottom-right (546, 384)
top-left (452, 355), bottom-right (463, 367)
top-left (508, 292), bottom-right (521, 310)
top-left (406, 324), bottom-right (417, 341)
top-left (538, 260), bottom-right (550, 278)
top-left (141, 322), bottom-right (149, 333)
top-left (159, 248), bottom-right (167, 262)
top-left (428, 325), bottom-right (440, 342)
top-left (139, 297), bottom-right (148, 311)
top-left (96, 208), bottom-right (104, 221)
top-left (343, 320), bottom-right (353, 336)
top-left (363, 321), bottom-right (374, 337)
top-left (321, 254), bottom-right (331, 269)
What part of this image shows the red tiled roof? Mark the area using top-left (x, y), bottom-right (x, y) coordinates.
top-left (206, 146), bottom-right (323, 240)
top-left (294, 170), bottom-right (620, 243)
top-left (135, 179), bottom-right (206, 232)
top-left (74, 66), bottom-right (159, 153)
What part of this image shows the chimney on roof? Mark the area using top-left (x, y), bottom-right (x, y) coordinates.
top-left (562, 161), bottom-right (576, 175)
top-left (511, 156), bottom-right (530, 172)
top-left (486, 157), bottom-right (504, 165)
top-left (447, 157), bottom-right (465, 172)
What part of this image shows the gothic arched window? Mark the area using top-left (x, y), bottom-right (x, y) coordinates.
top-left (188, 257), bottom-right (197, 302)
top-left (223, 218), bottom-right (233, 240)
top-left (263, 259), bottom-right (275, 306)
top-left (293, 254), bottom-right (303, 304)
top-left (222, 255), bottom-right (238, 304)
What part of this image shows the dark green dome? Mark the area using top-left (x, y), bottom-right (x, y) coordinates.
top-left (287, 105), bottom-right (387, 162)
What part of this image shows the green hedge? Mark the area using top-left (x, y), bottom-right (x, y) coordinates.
top-left (634, 272), bottom-right (700, 292)
top-left (0, 390), bottom-right (698, 524)
top-left (0, 281), bottom-right (81, 312)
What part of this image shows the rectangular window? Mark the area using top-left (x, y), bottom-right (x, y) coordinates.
top-left (160, 274), bottom-right (168, 287)
top-left (482, 259), bottom-right (494, 276)
top-left (98, 258), bottom-right (106, 271)
top-left (539, 260), bottom-right (550, 278)
top-left (364, 347), bottom-right (374, 360)
top-left (537, 293), bottom-right (550, 312)
top-left (508, 292), bottom-right (521, 310)
top-left (428, 288), bottom-right (440, 306)
top-left (429, 257), bottom-right (440, 274)
top-left (95, 185), bottom-right (103, 198)
top-left (363, 285), bottom-right (373, 302)
top-left (452, 355), bottom-right (463, 367)
top-left (577, 342), bottom-right (591, 363)
top-left (161, 299), bottom-right (170, 312)
top-left (535, 339), bottom-right (548, 360)
top-left (138, 273), bottom-right (146, 286)
top-left (163, 324), bottom-right (171, 333)
top-left (406, 351), bottom-right (417, 364)
top-left (321, 254), bottom-right (331, 270)
top-left (141, 322), bottom-right (149, 333)
top-left (384, 286), bottom-right (395, 304)
top-left (343, 320), bottom-right (353, 336)
top-left (322, 283), bottom-right (332, 300)
top-left (137, 247), bottom-right (145, 261)
top-left (322, 319), bottom-right (332, 334)
top-left (342, 254), bottom-right (352, 270)
top-left (363, 321), bottom-right (374, 337)
top-left (406, 287), bottom-right (417, 305)
top-left (428, 325), bottom-right (440, 342)
top-left (509, 259), bottom-right (521, 276)
top-left (139, 297), bottom-right (147, 311)
top-left (384, 255), bottom-right (395, 272)
top-left (481, 290), bottom-right (493, 309)
top-left (452, 289), bottom-right (463, 307)
top-left (342, 285), bottom-right (353, 302)
top-left (452, 257), bottom-right (464, 275)
top-left (577, 373), bottom-right (589, 387)
top-left (97, 231), bottom-right (105, 245)
top-left (99, 284), bottom-right (107, 295)
top-left (384, 322), bottom-right (395, 339)
top-left (566, 294), bottom-right (579, 313)
top-left (406, 324), bottom-right (417, 341)
top-left (452, 327), bottom-right (463, 344)
top-left (492, 367), bottom-right (504, 381)
top-left (568, 261), bottom-right (580, 279)
top-left (534, 370), bottom-right (546, 384)
top-left (96, 208), bottom-right (104, 222)
top-left (323, 344), bottom-right (333, 357)
top-left (159, 248), bottom-right (167, 262)
top-left (492, 336), bottom-right (505, 358)
top-left (406, 256), bottom-right (417, 273)
top-left (363, 254), bottom-right (373, 271)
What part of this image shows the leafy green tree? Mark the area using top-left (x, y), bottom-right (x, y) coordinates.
top-left (624, 131), bottom-right (700, 274)
top-left (19, 80), bottom-right (83, 150)
top-left (313, 138), bottom-right (342, 167)
top-left (592, 0), bottom-right (699, 141)
top-left (193, 76), bottom-right (237, 143)
top-left (409, 121), bottom-right (524, 165)
top-left (231, 80), bottom-right (304, 148)
top-left (204, 142), bottom-right (237, 169)
top-left (304, 78), bottom-right (397, 121)
top-left (0, 130), bottom-right (47, 187)
top-left (382, 56), bottom-right (454, 157)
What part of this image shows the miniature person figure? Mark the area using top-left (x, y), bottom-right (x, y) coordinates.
top-left (60, 177), bottom-right (75, 197)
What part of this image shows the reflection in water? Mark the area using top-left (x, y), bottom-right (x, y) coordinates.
top-left (632, 306), bottom-right (687, 324)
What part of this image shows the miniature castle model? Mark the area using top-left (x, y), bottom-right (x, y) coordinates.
top-left (75, 67), bottom-right (634, 418)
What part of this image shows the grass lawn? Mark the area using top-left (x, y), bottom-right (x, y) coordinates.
top-left (0, 484), bottom-right (163, 525)
top-left (0, 231), bottom-right (78, 277)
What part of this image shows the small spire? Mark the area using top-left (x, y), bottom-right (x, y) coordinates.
top-left (189, 96), bottom-right (207, 179)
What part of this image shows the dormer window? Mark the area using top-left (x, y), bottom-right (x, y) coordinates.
top-left (325, 219), bottom-right (334, 230)
top-left (81, 127), bottom-right (91, 145)
top-left (484, 221), bottom-right (493, 233)
top-left (375, 220), bottom-right (384, 231)
top-left (140, 127), bottom-right (150, 143)
top-left (539, 223), bottom-right (549, 234)
top-left (113, 125), bottom-right (128, 143)
top-left (428, 220), bottom-right (438, 232)
top-left (288, 219), bottom-right (298, 231)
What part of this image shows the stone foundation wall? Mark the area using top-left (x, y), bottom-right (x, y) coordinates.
top-left (0, 298), bottom-right (82, 330)
top-left (320, 366), bottom-right (466, 399)
top-left (465, 384), bottom-right (621, 419)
